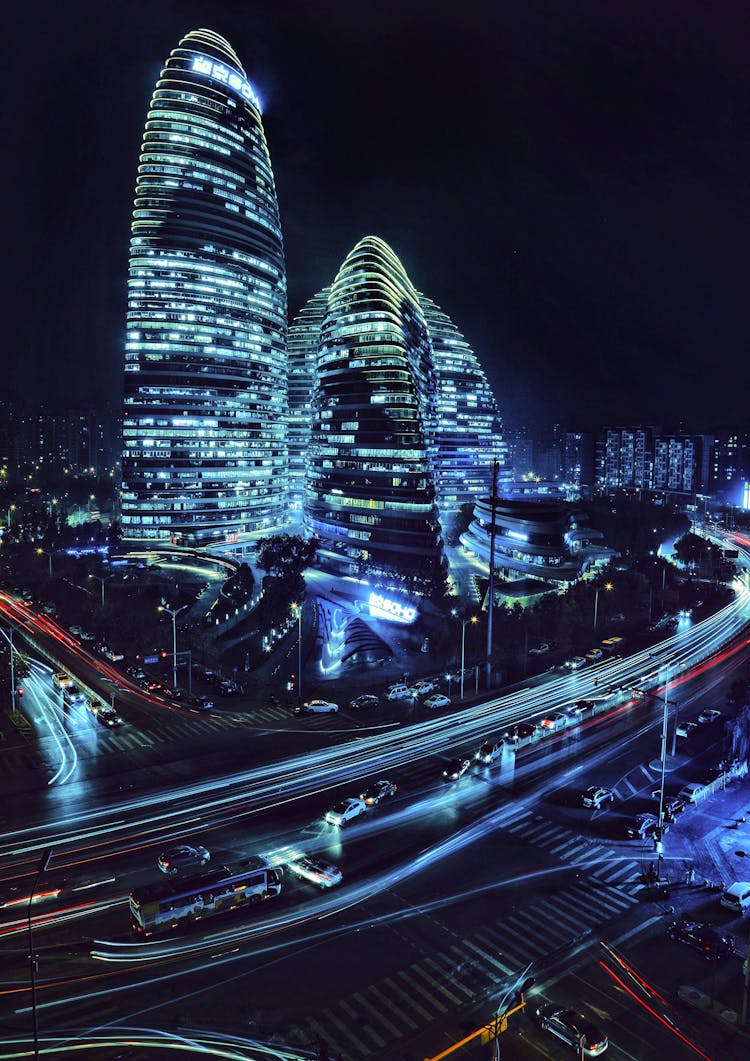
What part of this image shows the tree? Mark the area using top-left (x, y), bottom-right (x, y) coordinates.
top-left (725, 704), bottom-right (750, 762)
top-left (256, 534), bottom-right (318, 579)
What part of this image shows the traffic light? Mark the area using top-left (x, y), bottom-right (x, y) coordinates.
top-left (286, 674), bottom-right (296, 692)
top-left (16, 687), bottom-right (24, 698)
top-left (161, 650), bottom-right (168, 659)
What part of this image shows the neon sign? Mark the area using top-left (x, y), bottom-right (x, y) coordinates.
top-left (191, 57), bottom-right (262, 113)
top-left (368, 592), bottom-right (417, 624)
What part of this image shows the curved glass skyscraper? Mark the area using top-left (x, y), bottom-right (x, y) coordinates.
top-left (121, 29), bottom-right (287, 546)
top-left (418, 293), bottom-right (505, 516)
top-left (305, 236), bottom-right (445, 587)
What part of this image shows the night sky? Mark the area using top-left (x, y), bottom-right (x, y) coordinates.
top-left (6, 0), bottom-right (749, 431)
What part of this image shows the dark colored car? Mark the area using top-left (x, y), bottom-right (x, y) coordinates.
top-left (360, 779), bottom-right (397, 805)
top-left (187, 694), bottom-right (213, 711)
top-left (350, 694), bottom-right (380, 710)
top-left (442, 757), bottom-right (471, 781)
top-left (536, 1005), bottom-right (608, 1056)
top-left (157, 844), bottom-right (210, 876)
top-left (667, 920), bottom-right (735, 961)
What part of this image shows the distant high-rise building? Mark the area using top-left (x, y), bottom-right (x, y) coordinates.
top-left (600, 426), bottom-right (711, 496)
top-left (417, 294), bottom-right (505, 516)
top-left (563, 432), bottom-right (594, 489)
top-left (287, 288), bottom-right (330, 514)
top-left (711, 429), bottom-right (750, 501)
top-left (305, 236), bottom-right (445, 587)
top-left (121, 29), bottom-right (287, 546)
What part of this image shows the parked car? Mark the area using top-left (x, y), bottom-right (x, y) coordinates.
top-left (442, 757), bottom-right (471, 781)
top-left (126, 665), bottom-right (146, 681)
top-left (287, 854), bottom-right (342, 889)
top-left (697, 708), bottom-right (722, 725)
top-left (360, 779), bottom-right (397, 806)
top-left (102, 648), bottom-right (124, 662)
top-left (582, 786), bottom-right (614, 809)
top-left (540, 712), bottom-right (568, 732)
top-left (424, 693), bottom-right (451, 709)
top-left (585, 648), bottom-right (604, 662)
top-left (529, 643), bottom-right (550, 657)
top-left (650, 791), bottom-right (686, 817)
top-left (157, 844), bottom-right (210, 876)
top-left (625, 813), bottom-right (667, 840)
top-left (508, 721), bottom-right (540, 747)
top-left (214, 679), bottom-right (241, 696)
top-left (676, 720), bottom-right (698, 739)
top-left (325, 797), bottom-right (367, 827)
top-left (667, 919), bottom-right (735, 960)
top-left (187, 694), bottom-right (213, 711)
top-left (350, 694), bottom-right (380, 710)
top-left (567, 699), bottom-right (596, 719)
top-left (536, 1005), bottom-right (608, 1056)
top-left (411, 679), bottom-right (434, 695)
top-left (295, 699), bottom-right (339, 715)
top-left (386, 683), bottom-right (411, 701)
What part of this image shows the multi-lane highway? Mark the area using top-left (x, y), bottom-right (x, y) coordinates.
top-left (1, 547), bottom-right (749, 1059)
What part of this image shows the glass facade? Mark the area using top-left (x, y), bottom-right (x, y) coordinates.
top-left (305, 237), bottom-right (445, 587)
top-left (287, 287), bottom-right (330, 513)
top-left (121, 29), bottom-right (288, 545)
top-left (417, 293), bottom-right (505, 516)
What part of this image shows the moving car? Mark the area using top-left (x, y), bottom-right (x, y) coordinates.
top-left (287, 854), bottom-right (342, 889)
top-left (697, 708), bottom-right (722, 725)
top-left (53, 671), bottom-right (72, 688)
top-left (325, 797), bottom-right (367, 827)
top-left (536, 1006), bottom-right (608, 1056)
top-left (295, 699), bottom-right (339, 715)
top-left (95, 706), bottom-right (123, 728)
top-left (442, 757), bottom-right (471, 781)
top-left (582, 786), bottom-right (614, 809)
top-left (360, 779), bottom-right (397, 806)
top-left (126, 665), bottom-right (147, 681)
top-left (566, 656), bottom-right (587, 670)
top-left (157, 844), bottom-right (210, 876)
top-left (424, 693), bottom-right (451, 709)
top-left (540, 712), bottom-right (568, 732)
top-left (214, 679), bottom-right (241, 696)
top-left (63, 684), bottom-right (87, 706)
top-left (103, 648), bottom-right (124, 662)
top-left (411, 679), bottom-right (434, 695)
top-left (667, 919), bottom-right (735, 960)
top-left (350, 694), bottom-right (380, 710)
top-left (475, 739), bottom-right (505, 765)
top-left (187, 694), bottom-right (213, 711)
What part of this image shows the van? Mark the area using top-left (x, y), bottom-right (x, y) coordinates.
top-left (475, 739), bottom-right (504, 765)
top-left (387, 683), bottom-right (411, 701)
top-left (720, 881), bottom-right (750, 915)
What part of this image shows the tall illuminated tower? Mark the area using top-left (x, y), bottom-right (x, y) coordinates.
top-left (418, 293), bottom-right (505, 516)
top-left (287, 287), bottom-right (330, 515)
top-left (121, 29), bottom-right (287, 546)
top-left (305, 237), bottom-right (445, 588)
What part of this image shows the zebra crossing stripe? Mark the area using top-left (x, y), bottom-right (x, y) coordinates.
top-left (507, 909), bottom-right (573, 946)
top-left (551, 839), bottom-right (591, 859)
top-left (352, 990), bottom-right (403, 1039)
top-left (396, 969), bottom-right (449, 1014)
top-left (387, 974), bottom-right (435, 1021)
top-left (368, 984), bottom-right (419, 1030)
top-left (312, 1010), bottom-right (372, 1055)
top-left (414, 961), bottom-right (465, 1005)
top-left (459, 938), bottom-right (514, 977)
top-left (338, 999), bottom-right (389, 1048)
top-left (534, 899), bottom-right (589, 934)
top-left (428, 954), bottom-right (476, 999)
top-left (596, 861), bottom-right (639, 884)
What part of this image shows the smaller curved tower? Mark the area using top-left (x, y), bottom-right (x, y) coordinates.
top-left (305, 237), bottom-right (445, 588)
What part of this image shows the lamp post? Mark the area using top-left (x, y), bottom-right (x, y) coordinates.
top-left (655, 664), bottom-right (670, 884)
top-left (37, 548), bottom-right (53, 578)
top-left (89, 572), bottom-right (114, 606)
top-left (28, 848), bottom-right (53, 1061)
top-left (593, 582), bottom-right (613, 630)
top-left (158, 603), bottom-right (187, 689)
top-left (460, 616), bottom-right (477, 701)
top-left (292, 602), bottom-right (303, 701)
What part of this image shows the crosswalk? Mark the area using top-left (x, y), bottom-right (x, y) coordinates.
top-left (503, 809), bottom-right (646, 897)
top-left (296, 875), bottom-right (640, 1058)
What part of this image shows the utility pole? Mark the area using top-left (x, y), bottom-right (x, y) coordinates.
top-left (9, 626), bottom-right (16, 713)
top-left (655, 664), bottom-right (670, 882)
top-left (486, 458), bottom-right (499, 689)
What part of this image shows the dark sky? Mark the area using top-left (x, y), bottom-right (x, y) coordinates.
top-left (5, 0), bottom-right (749, 431)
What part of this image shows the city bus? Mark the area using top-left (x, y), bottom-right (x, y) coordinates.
top-left (129, 858), bottom-right (282, 936)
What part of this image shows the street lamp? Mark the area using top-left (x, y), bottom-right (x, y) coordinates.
top-left (89, 572), bottom-right (114, 606)
top-left (28, 847), bottom-right (53, 1061)
top-left (291, 601), bottom-right (303, 701)
top-left (460, 616), bottom-right (478, 701)
top-left (158, 602), bottom-right (187, 689)
top-left (37, 547), bottom-right (53, 578)
top-left (593, 582), bottom-right (613, 629)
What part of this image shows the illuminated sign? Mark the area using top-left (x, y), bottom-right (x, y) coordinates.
top-left (507, 530), bottom-right (528, 542)
top-left (191, 57), bottom-right (262, 113)
top-left (368, 592), bottom-right (417, 624)
top-left (744, 482), bottom-right (750, 511)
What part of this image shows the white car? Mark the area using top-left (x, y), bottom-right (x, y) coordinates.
top-left (325, 797), bottom-right (367, 827)
top-left (585, 648), bottom-right (603, 662)
top-left (582, 786), bottom-right (614, 809)
top-left (566, 656), bottom-right (587, 670)
top-left (529, 643), bottom-right (550, 657)
top-left (697, 709), bottom-right (721, 725)
top-left (386, 684), bottom-right (411, 701)
top-left (411, 679), bottom-right (434, 695)
top-left (424, 693), bottom-right (451, 709)
top-left (287, 854), bottom-right (342, 888)
top-left (295, 699), bottom-right (339, 715)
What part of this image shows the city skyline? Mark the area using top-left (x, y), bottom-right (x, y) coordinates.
top-left (6, 1), bottom-right (749, 430)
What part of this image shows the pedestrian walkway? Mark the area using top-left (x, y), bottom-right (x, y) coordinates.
top-left (502, 809), bottom-right (646, 897)
top-left (299, 880), bottom-right (639, 1059)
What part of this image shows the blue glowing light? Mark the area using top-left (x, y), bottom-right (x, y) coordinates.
top-left (368, 592), bottom-right (418, 624)
top-left (191, 57), bottom-right (262, 112)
